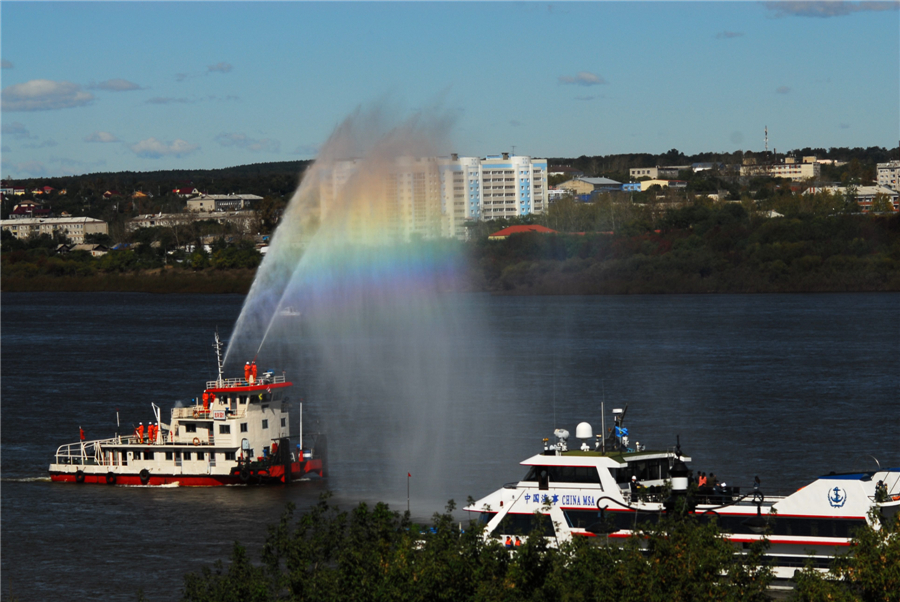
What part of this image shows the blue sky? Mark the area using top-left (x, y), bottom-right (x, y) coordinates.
top-left (2, 1), bottom-right (898, 179)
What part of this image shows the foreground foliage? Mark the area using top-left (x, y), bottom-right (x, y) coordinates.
top-left (181, 494), bottom-right (777, 602)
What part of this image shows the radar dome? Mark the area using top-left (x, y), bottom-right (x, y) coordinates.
top-left (575, 422), bottom-right (593, 439)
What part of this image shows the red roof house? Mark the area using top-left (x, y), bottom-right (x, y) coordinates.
top-left (488, 224), bottom-right (557, 240)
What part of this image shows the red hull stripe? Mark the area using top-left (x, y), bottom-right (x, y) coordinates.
top-left (205, 382), bottom-right (292, 394)
top-left (49, 460), bottom-right (323, 487)
top-left (576, 531), bottom-right (851, 547)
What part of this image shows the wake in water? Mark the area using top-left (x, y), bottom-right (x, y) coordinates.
top-left (224, 102), bottom-right (495, 505)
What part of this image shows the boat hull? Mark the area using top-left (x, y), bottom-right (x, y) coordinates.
top-left (49, 459), bottom-right (324, 487)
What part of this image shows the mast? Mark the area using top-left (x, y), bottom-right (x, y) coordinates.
top-left (213, 330), bottom-right (225, 387)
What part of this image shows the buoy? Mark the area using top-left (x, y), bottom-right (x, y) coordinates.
top-left (193, 408), bottom-right (200, 419)
top-left (106, 472), bottom-right (116, 485)
top-left (192, 437), bottom-right (200, 446)
top-left (139, 469), bottom-right (150, 485)
top-left (75, 469), bottom-right (85, 483)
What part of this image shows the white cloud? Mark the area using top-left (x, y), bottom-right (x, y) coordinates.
top-left (2, 79), bottom-right (94, 111)
top-left (208, 62), bottom-right (233, 74)
top-left (85, 131), bottom-right (119, 143)
top-left (130, 137), bottom-right (200, 159)
top-left (23, 139), bottom-right (58, 149)
top-left (90, 78), bottom-right (142, 92)
top-left (558, 71), bottom-right (609, 86)
top-left (1, 60), bottom-right (12, 69)
top-left (2, 121), bottom-right (36, 140)
top-left (214, 132), bottom-right (280, 153)
top-left (765, 1), bottom-right (899, 18)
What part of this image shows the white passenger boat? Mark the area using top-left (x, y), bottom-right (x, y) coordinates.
top-left (49, 333), bottom-right (325, 487)
top-left (464, 408), bottom-right (899, 579)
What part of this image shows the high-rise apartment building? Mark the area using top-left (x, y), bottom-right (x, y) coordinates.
top-left (316, 153), bottom-right (548, 240)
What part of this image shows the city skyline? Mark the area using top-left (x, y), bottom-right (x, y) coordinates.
top-left (2, 1), bottom-right (898, 179)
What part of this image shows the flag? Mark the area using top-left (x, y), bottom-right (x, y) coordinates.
top-left (408, 472), bottom-right (411, 477)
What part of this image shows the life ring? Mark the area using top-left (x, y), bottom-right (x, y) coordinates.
top-left (193, 437), bottom-right (200, 446)
top-left (106, 472), bottom-right (116, 485)
top-left (139, 469), bottom-right (151, 485)
top-left (75, 469), bottom-right (85, 483)
top-left (239, 467), bottom-right (250, 482)
top-left (193, 408), bottom-right (200, 419)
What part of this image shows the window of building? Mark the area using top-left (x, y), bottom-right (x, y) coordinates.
top-left (219, 424), bottom-right (231, 434)
top-left (262, 419), bottom-right (269, 429)
top-left (281, 418), bottom-right (286, 427)
top-left (240, 423), bottom-right (248, 432)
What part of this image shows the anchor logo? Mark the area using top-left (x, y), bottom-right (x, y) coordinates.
top-left (827, 486), bottom-right (847, 508)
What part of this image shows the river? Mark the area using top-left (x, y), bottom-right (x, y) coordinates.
top-left (2, 292), bottom-right (897, 601)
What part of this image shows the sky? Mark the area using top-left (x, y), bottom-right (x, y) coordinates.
top-left (1, 1), bottom-right (898, 179)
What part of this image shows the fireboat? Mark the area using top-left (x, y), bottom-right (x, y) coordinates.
top-left (48, 333), bottom-right (325, 486)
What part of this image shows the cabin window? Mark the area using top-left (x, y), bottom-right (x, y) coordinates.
top-left (239, 396), bottom-right (247, 405)
top-left (144, 452), bottom-right (154, 460)
top-left (219, 425), bottom-right (231, 434)
top-left (196, 451), bottom-right (205, 460)
top-left (186, 424), bottom-right (197, 433)
top-left (497, 513), bottom-right (556, 537)
top-left (224, 451), bottom-right (235, 461)
top-left (240, 423), bottom-right (248, 433)
top-left (522, 465), bottom-right (601, 485)
top-left (184, 452), bottom-right (192, 460)
top-left (120, 452), bottom-right (128, 466)
top-left (165, 452), bottom-right (173, 460)
top-left (262, 419), bottom-right (269, 429)
top-left (281, 418), bottom-right (286, 427)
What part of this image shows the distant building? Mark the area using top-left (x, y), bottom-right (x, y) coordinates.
top-left (558, 177), bottom-right (622, 196)
top-left (1, 216), bottom-right (108, 243)
top-left (186, 194), bottom-right (264, 212)
top-left (877, 161), bottom-right (900, 191)
top-left (640, 179), bottom-right (687, 192)
top-left (173, 187), bottom-right (200, 198)
top-left (741, 160), bottom-right (820, 181)
top-left (316, 152), bottom-right (549, 240)
top-left (803, 185), bottom-right (899, 212)
top-left (629, 165), bottom-right (691, 180)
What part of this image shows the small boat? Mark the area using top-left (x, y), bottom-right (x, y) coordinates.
top-left (464, 406), bottom-right (899, 580)
top-left (48, 333), bottom-right (325, 486)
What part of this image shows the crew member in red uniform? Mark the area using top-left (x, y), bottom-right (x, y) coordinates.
top-left (244, 362), bottom-right (251, 383)
top-left (202, 392), bottom-right (210, 412)
top-left (250, 361), bottom-right (258, 384)
top-left (136, 423), bottom-right (144, 443)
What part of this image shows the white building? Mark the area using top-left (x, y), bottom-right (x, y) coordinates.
top-left (186, 194), bottom-right (264, 212)
top-left (1, 216), bottom-right (108, 244)
top-left (877, 161), bottom-right (900, 191)
top-left (317, 153), bottom-right (548, 240)
top-left (803, 185), bottom-right (899, 212)
top-left (126, 211), bottom-right (256, 233)
top-left (740, 160), bottom-right (820, 181)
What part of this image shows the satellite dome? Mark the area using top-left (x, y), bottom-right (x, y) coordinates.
top-left (575, 422), bottom-right (593, 439)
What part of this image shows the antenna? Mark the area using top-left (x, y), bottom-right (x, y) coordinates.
top-left (764, 126), bottom-right (768, 154)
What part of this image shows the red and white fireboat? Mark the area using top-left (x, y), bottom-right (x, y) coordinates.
top-left (49, 333), bottom-right (325, 486)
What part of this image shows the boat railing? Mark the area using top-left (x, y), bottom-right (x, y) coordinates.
top-left (171, 405), bottom-right (249, 420)
top-left (205, 374), bottom-right (286, 390)
top-left (53, 438), bottom-right (115, 466)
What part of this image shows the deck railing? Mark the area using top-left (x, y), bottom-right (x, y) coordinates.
top-left (205, 373), bottom-right (286, 390)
